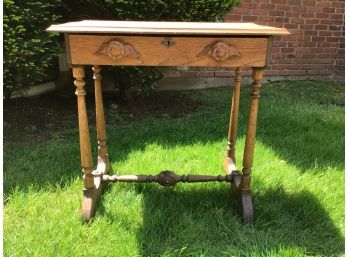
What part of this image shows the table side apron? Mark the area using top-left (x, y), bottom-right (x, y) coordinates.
top-left (67, 34), bottom-right (270, 67)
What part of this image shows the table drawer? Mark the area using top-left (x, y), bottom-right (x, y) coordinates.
top-left (68, 34), bottom-right (269, 67)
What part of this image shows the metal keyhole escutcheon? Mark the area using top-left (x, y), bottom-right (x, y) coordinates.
top-left (161, 37), bottom-right (175, 47)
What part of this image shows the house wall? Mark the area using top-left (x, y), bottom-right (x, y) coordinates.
top-left (165, 0), bottom-right (345, 82)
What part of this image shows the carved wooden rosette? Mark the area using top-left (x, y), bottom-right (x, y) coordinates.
top-left (99, 39), bottom-right (140, 61)
top-left (199, 41), bottom-right (242, 62)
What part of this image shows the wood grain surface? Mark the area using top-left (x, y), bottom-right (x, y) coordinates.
top-left (69, 35), bottom-right (269, 67)
top-left (47, 20), bottom-right (290, 36)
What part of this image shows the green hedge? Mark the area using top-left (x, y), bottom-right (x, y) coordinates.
top-left (62, 0), bottom-right (239, 21)
top-left (4, 0), bottom-right (240, 99)
top-left (4, 0), bottom-right (62, 99)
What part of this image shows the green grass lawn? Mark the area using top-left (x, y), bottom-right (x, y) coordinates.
top-left (4, 80), bottom-right (344, 257)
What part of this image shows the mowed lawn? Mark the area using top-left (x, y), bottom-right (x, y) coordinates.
top-left (4, 80), bottom-right (344, 257)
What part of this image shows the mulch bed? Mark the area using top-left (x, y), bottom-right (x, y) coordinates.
top-left (4, 91), bottom-right (201, 146)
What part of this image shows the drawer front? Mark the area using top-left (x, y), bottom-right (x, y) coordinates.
top-left (68, 35), bottom-right (269, 67)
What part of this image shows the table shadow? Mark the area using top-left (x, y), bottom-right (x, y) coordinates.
top-left (133, 184), bottom-right (344, 256)
top-left (3, 84), bottom-right (344, 255)
top-left (4, 86), bottom-right (344, 198)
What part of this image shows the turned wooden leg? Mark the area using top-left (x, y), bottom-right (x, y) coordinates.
top-left (93, 65), bottom-right (111, 174)
top-left (224, 67), bottom-right (242, 174)
top-left (240, 67), bottom-right (264, 224)
top-left (73, 66), bottom-right (93, 189)
top-left (73, 65), bottom-right (97, 222)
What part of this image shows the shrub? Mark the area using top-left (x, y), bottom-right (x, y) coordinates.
top-left (110, 67), bottom-right (164, 103)
top-left (62, 0), bottom-right (239, 22)
top-left (4, 0), bottom-right (240, 100)
top-left (103, 0), bottom-right (240, 21)
top-left (3, 0), bottom-right (61, 99)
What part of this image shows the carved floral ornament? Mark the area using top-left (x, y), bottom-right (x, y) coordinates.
top-left (98, 39), bottom-right (240, 63)
top-left (199, 41), bottom-right (242, 62)
top-left (98, 39), bottom-right (140, 61)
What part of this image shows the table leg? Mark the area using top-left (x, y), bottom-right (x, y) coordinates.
top-left (224, 67), bottom-right (242, 174)
top-left (93, 65), bottom-right (112, 174)
top-left (240, 67), bottom-right (264, 224)
top-left (72, 65), bottom-right (98, 222)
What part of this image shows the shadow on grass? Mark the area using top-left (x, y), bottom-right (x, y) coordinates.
top-left (4, 84), bottom-right (344, 195)
top-left (255, 88), bottom-right (344, 172)
top-left (105, 82), bottom-right (344, 175)
top-left (3, 83), bottom-right (344, 256)
top-left (136, 184), bottom-right (344, 256)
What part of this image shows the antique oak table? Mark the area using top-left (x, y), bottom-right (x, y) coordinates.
top-left (47, 21), bottom-right (289, 224)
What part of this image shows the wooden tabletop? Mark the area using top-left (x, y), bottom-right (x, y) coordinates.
top-left (47, 20), bottom-right (290, 36)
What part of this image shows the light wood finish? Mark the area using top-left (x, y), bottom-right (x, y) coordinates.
top-left (94, 66), bottom-right (107, 158)
top-left (240, 67), bottom-right (264, 224)
top-left (69, 35), bottom-right (268, 67)
top-left (102, 170), bottom-right (233, 186)
top-left (80, 66), bottom-right (114, 222)
top-left (93, 66), bottom-right (111, 173)
top-left (48, 20), bottom-right (289, 224)
top-left (242, 67), bottom-right (264, 179)
top-left (224, 67), bottom-right (242, 174)
top-left (265, 36), bottom-right (273, 65)
top-left (82, 178), bottom-right (102, 222)
top-left (64, 33), bottom-right (72, 64)
top-left (73, 65), bottom-right (103, 221)
top-left (72, 66), bottom-right (93, 189)
top-left (47, 20), bottom-right (290, 36)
